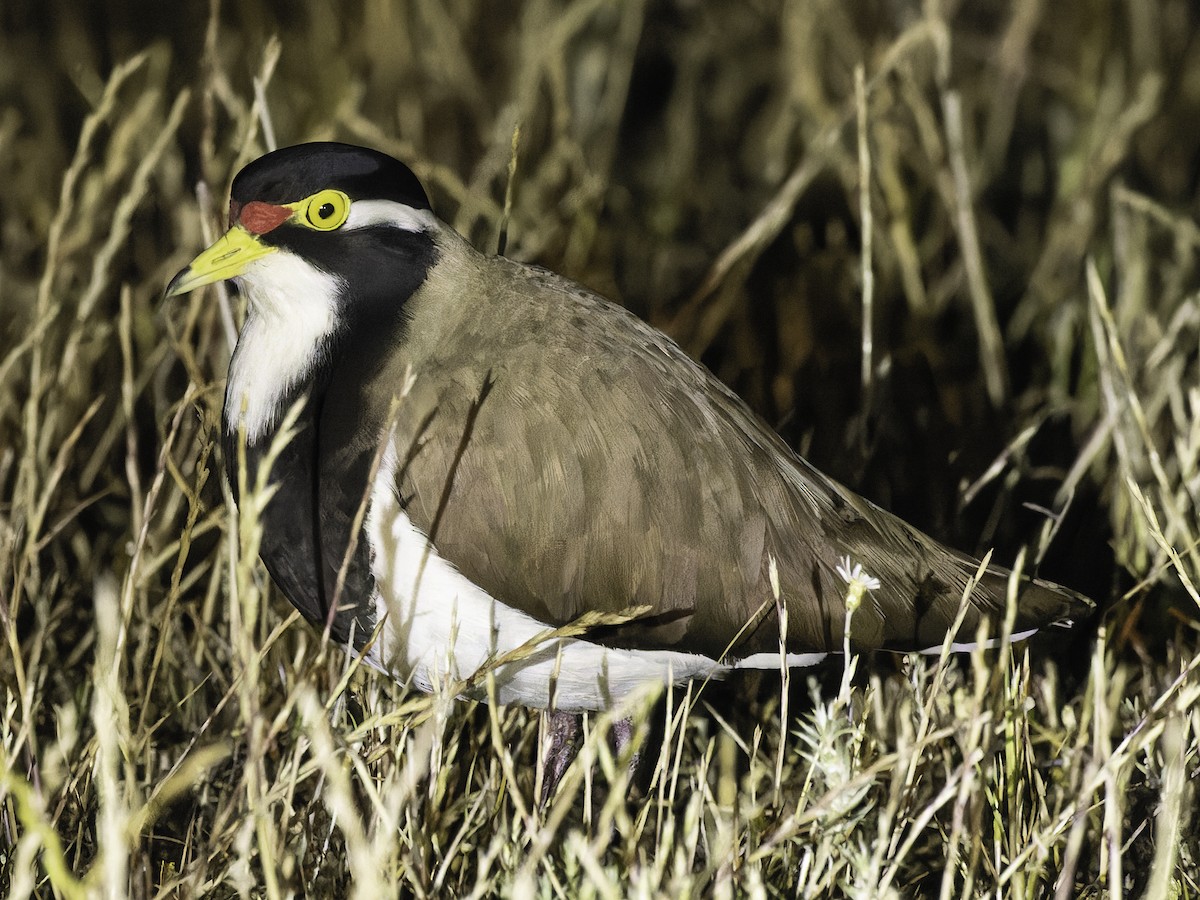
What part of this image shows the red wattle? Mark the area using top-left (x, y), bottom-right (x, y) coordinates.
top-left (240, 201), bottom-right (292, 234)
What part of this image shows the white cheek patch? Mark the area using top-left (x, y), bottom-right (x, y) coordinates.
top-left (363, 446), bottom-right (726, 712)
top-left (226, 250), bottom-right (343, 443)
top-left (344, 199), bottom-right (437, 234)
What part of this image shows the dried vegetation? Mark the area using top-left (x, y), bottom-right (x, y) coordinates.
top-left (2, 0), bottom-right (1199, 896)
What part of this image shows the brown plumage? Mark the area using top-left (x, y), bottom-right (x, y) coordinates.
top-left (374, 225), bottom-right (1087, 661)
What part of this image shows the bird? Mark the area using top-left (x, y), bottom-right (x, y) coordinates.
top-left (167, 141), bottom-right (1090, 799)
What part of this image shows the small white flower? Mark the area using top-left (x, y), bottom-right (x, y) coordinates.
top-left (836, 555), bottom-right (881, 592)
top-left (836, 555), bottom-right (881, 611)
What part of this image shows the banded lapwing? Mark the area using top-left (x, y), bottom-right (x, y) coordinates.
top-left (168, 142), bottom-right (1089, 799)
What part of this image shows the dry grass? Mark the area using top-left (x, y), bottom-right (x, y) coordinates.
top-left (2, 0), bottom-right (1199, 896)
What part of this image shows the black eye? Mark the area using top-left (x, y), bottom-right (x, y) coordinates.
top-left (318, 203), bottom-right (335, 219)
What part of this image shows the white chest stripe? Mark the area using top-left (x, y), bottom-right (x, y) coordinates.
top-left (227, 250), bottom-right (342, 443)
top-left (363, 446), bottom-right (724, 712)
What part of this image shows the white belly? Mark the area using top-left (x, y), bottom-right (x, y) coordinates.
top-left (363, 446), bottom-right (724, 712)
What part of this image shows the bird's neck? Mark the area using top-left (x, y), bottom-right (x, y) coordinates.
top-left (222, 341), bottom-right (384, 646)
top-left (221, 302), bottom-right (409, 648)
top-left (219, 234), bottom-right (436, 645)
top-left (225, 314), bottom-right (334, 447)
top-left (221, 335), bottom-right (328, 502)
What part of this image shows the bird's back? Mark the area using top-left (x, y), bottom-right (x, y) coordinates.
top-left (366, 227), bottom-right (1085, 661)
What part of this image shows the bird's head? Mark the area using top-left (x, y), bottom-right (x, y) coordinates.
top-left (166, 142), bottom-right (438, 327)
top-left (169, 143), bottom-right (443, 444)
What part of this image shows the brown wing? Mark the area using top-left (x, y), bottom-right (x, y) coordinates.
top-left (383, 234), bottom-right (1088, 660)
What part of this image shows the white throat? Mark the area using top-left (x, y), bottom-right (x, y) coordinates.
top-left (226, 250), bottom-right (343, 443)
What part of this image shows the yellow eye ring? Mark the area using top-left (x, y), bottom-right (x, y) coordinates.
top-left (302, 189), bottom-right (350, 231)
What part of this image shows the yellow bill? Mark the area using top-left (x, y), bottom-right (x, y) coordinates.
top-left (165, 226), bottom-right (278, 297)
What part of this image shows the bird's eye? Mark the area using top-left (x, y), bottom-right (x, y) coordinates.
top-left (302, 189), bottom-right (350, 231)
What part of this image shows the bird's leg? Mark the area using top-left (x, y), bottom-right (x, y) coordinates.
top-left (539, 709), bottom-right (581, 807)
top-left (611, 716), bottom-right (641, 777)
top-left (611, 714), bottom-right (658, 803)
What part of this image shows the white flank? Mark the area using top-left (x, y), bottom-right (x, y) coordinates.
top-left (364, 446), bottom-right (724, 712)
top-left (917, 626), bottom-right (1039, 655)
top-left (345, 199), bottom-right (437, 234)
top-left (734, 651), bottom-right (830, 669)
top-left (227, 250), bottom-right (343, 442)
